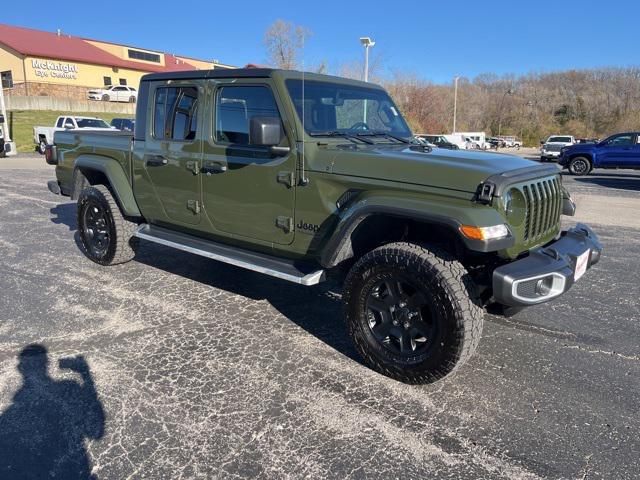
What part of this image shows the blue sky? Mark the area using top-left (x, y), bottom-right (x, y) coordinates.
top-left (3, 0), bottom-right (637, 83)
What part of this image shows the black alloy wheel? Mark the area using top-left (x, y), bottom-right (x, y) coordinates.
top-left (365, 276), bottom-right (438, 357)
top-left (81, 199), bottom-right (112, 259)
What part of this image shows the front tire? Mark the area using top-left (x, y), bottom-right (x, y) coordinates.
top-left (77, 185), bottom-right (138, 265)
top-left (102, 94), bottom-right (110, 102)
top-left (568, 156), bottom-right (591, 176)
top-left (343, 242), bottom-right (483, 384)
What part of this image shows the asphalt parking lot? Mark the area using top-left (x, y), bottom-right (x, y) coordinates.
top-left (0, 153), bottom-right (638, 479)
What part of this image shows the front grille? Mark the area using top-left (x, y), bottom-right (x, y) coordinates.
top-left (521, 177), bottom-right (562, 241)
top-left (545, 144), bottom-right (562, 152)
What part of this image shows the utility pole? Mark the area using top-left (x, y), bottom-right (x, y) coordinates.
top-left (452, 76), bottom-right (459, 133)
top-left (0, 84), bottom-right (16, 157)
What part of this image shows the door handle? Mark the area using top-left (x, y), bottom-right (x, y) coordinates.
top-left (202, 162), bottom-right (228, 175)
top-left (146, 155), bottom-right (168, 167)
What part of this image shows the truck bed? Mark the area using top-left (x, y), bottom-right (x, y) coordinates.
top-left (53, 130), bottom-right (134, 191)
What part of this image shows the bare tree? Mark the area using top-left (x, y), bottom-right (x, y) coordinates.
top-left (263, 20), bottom-right (311, 70)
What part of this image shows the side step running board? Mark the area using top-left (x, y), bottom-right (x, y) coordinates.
top-left (133, 224), bottom-right (326, 286)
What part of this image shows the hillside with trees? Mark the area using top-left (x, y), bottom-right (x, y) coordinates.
top-left (263, 20), bottom-right (640, 146)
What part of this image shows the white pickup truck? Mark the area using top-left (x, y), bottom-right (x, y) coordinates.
top-left (540, 135), bottom-right (576, 162)
top-left (33, 116), bottom-right (114, 154)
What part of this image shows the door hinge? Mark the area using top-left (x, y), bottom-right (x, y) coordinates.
top-left (277, 171), bottom-right (295, 188)
top-left (275, 216), bottom-right (294, 233)
top-left (187, 199), bottom-right (201, 214)
top-left (186, 160), bottom-right (199, 175)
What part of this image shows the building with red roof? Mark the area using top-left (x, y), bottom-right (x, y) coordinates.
top-left (0, 23), bottom-right (235, 100)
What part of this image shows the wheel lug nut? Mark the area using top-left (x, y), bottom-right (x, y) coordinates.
top-left (404, 322), bottom-right (410, 329)
top-left (399, 302), bottom-right (406, 308)
top-left (392, 320), bottom-right (398, 326)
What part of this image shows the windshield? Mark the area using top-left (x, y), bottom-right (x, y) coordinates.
top-left (286, 79), bottom-right (412, 138)
top-left (548, 136), bottom-right (572, 143)
top-left (76, 118), bottom-right (110, 128)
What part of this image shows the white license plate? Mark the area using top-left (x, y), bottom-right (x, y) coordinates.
top-left (574, 250), bottom-right (590, 281)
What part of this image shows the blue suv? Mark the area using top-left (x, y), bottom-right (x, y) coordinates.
top-left (559, 132), bottom-right (640, 175)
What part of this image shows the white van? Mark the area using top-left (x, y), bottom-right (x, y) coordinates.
top-left (455, 132), bottom-right (488, 149)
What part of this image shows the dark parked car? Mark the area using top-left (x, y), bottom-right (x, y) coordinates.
top-left (559, 132), bottom-right (640, 175)
top-left (416, 134), bottom-right (459, 150)
top-left (110, 118), bottom-right (135, 132)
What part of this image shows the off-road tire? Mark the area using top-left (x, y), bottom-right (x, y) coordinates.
top-left (568, 156), bottom-right (591, 176)
top-left (343, 242), bottom-right (483, 384)
top-left (77, 185), bottom-right (138, 265)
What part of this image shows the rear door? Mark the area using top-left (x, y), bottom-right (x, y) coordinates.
top-left (141, 81), bottom-right (203, 226)
top-left (201, 79), bottom-right (296, 245)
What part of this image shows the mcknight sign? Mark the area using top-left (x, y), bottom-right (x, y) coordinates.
top-left (31, 59), bottom-right (79, 79)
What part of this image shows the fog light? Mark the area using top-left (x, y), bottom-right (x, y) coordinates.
top-left (535, 277), bottom-right (553, 296)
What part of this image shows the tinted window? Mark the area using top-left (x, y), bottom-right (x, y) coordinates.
top-left (64, 118), bottom-right (74, 128)
top-left (153, 86), bottom-right (199, 141)
top-left (215, 86), bottom-right (281, 145)
top-left (286, 79), bottom-right (412, 137)
top-left (548, 136), bottom-right (572, 143)
top-left (76, 118), bottom-right (110, 128)
top-left (56, 117), bottom-right (64, 128)
top-left (607, 134), bottom-right (634, 146)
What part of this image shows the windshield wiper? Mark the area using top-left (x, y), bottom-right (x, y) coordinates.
top-left (356, 131), bottom-right (413, 144)
top-left (309, 131), bottom-right (375, 144)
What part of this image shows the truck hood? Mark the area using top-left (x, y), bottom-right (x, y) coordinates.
top-left (323, 144), bottom-right (539, 194)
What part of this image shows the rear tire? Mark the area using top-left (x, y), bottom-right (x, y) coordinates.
top-left (343, 242), bottom-right (484, 384)
top-left (38, 138), bottom-right (47, 155)
top-left (129, 96), bottom-right (136, 103)
top-left (568, 156), bottom-right (591, 176)
top-left (77, 185), bottom-right (138, 265)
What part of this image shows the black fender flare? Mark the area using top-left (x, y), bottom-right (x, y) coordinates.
top-left (319, 205), bottom-right (515, 268)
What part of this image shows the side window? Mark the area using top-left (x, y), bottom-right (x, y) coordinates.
top-left (609, 134), bottom-right (634, 146)
top-left (153, 86), bottom-right (199, 141)
top-left (64, 118), bottom-right (74, 128)
top-left (215, 86), bottom-right (281, 145)
top-left (56, 117), bottom-right (64, 128)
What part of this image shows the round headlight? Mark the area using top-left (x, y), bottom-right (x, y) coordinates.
top-left (503, 188), bottom-right (526, 226)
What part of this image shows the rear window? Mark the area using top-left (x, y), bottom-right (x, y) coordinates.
top-left (153, 86), bottom-right (199, 141)
top-left (76, 118), bottom-right (110, 128)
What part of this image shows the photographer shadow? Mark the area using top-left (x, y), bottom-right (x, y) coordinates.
top-left (0, 345), bottom-right (105, 480)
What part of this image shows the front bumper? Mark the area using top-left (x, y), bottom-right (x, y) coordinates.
top-left (492, 224), bottom-right (602, 307)
top-left (541, 150), bottom-right (561, 158)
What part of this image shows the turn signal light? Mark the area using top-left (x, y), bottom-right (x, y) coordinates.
top-left (459, 224), bottom-right (509, 241)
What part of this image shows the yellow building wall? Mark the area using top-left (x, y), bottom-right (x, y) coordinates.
top-left (0, 44), bottom-right (27, 83)
top-left (23, 56), bottom-right (150, 88)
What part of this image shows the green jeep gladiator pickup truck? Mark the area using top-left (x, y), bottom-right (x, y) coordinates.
top-left (46, 68), bottom-right (602, 384)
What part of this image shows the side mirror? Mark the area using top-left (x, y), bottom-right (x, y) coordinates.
top-left (250, 116), bottom-right (282, 146)
top-left (249, 116), bottom-right (290, 156)
top-left (540, 140), bottom-right (545, 145)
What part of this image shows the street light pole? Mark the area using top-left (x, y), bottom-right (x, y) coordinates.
top-left (452, 76), bottom-right (459, 134)
top-left (359, 36), bottom-right (375, 82)
top-left (359, 37), bottom-right (375, 124)
top-left (0, 84), bottom-right (16, 157)
top-left (497, 87), bottom-right (514, 143)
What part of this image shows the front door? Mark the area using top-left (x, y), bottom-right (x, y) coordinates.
top-left (143, 82), bottom-right (202, 226)
top-left (201, 81), bottom-right (296, 245)
top-left (598, 133), bottom-right (638, 168)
